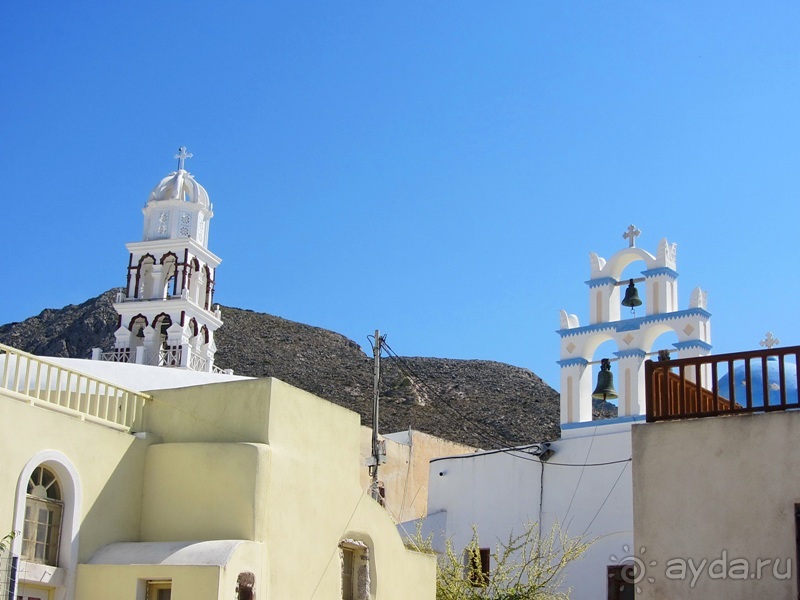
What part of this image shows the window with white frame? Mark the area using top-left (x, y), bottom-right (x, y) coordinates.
top-left (22, 466), bottom-right (63, 566)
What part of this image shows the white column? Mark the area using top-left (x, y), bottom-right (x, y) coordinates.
top-left (559, 359), bottom-right (592, 424)
top-left (614, 351), bottom-right (646, 417)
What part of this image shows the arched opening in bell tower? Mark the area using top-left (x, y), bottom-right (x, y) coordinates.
top-left (137, 255), bottom-right (156, 300)
top-left (591, 338), bottom-right (620, 419)
top-left (151, 313), bottom-right (178, 367)
top-left (187, 318), bottom-right (199, 350)
top-left (152, 314), bottom-right (172, 347)
top-left (161, 252), bottom-right (178, 299)
top-left (128, 315), bottom-right (148, 349)
top-left (199, 266), bottom-right (212, 309)
top-left (188, 258), bottom-right (201, 304)
top-left (618, 262), bottom-right (647, 320)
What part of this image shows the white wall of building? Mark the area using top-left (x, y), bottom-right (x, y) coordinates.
top-left (419, 419), bottom-right (639, 600)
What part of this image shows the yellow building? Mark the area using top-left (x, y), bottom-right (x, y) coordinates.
top-left (358, 428), bottom-right (476, 525)
top-left (0, 344), bottom-right (436, 600)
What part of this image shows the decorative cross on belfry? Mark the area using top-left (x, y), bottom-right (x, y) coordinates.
top-left (175, 146), bottom-right (193, 171)
top-left (623, 224), bottom-right (641, 248)
top-left (760, 332), bottom-right (780, 349)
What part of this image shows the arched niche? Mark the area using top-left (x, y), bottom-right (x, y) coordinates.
top-left (136, 254), bottom-right (157, 300)
top-left (160, 252), bottom-right (179, 299)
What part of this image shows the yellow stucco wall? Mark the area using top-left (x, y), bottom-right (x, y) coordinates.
top-left (142, 378), bottom-right (273, 443)
top-left (359, 428), bottom-right (476, 522)
top-left (3, 373), bottom-right (436, 600)
top-left (633, 411), bottom-right (800, 600)
top-left (0, 395), bottom-right (153, 564)
top-left (259, 379), bottom-right (436, 599)
top-left (76, 564), bottom-right (221, 600)
top-left (76, 540), bottom-right (264, 600)
top-left (140, 443), bottom-right (270, 542)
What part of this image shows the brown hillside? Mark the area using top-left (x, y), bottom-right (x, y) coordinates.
top-left (0, 290), bottom-right (617, 447)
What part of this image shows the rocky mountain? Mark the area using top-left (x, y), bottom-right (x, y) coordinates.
top-left (0, 290), bottom-right (617, 448)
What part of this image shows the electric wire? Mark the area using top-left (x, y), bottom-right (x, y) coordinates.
top-left (380, 339), bottom-right (534, 453)
top-left (579, 460), bottom-right (630, 538)
top-left (382, 339), bottom-right (633, 469)
top-left (309, 491), bottom-right (367, 599)
top-left (560, 425), bottom-right (598, 528)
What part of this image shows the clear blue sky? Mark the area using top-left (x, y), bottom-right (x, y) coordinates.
top-left (1, 2), bottom-right (798, 389)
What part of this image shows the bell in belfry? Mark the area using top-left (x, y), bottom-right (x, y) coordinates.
top-left (592, 358), bottom-right (618, 400)
top-left (621, 279), bottom-right (642, 308)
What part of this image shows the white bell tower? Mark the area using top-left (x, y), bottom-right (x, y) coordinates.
top-left (557, 226), bottom-right (711, 424)
top-left (110, 147), bottom-right (223, 372)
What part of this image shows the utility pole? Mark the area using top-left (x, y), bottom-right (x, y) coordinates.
top-left (369, 329), bottom-right (386, 502)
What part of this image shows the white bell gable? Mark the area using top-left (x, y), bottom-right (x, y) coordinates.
top-left (557, 226), bottom-right (710, 424)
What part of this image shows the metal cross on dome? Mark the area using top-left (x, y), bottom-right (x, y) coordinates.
top-left (623, 224), bottom-right (641, 248)
top-left (175, 146), bottom-right (193, 171)
top-left (760, 332), bottom-right (780, 349)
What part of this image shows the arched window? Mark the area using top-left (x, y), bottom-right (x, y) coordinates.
top-left (161, 253), bottom-right (179, 299)
top-left (152, 314), bottom-right (172, 345)
top-left (196, 267), bottom-right (208, 308)
top-left (13, 452), bottom-right (81, 600)
top-left (129, 315), bottom-right (148, 349)
top-left (22, 466), bottom-right (63, 566)
top-left (138, 255), bottom-right (156, 300)
top-left (188, 258), bottom-right (201, 303)
top-left (187, 318), bottom-right (198, 343)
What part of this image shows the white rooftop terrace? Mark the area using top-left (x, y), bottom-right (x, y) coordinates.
top-left (0, 343), bottom-right (252, 432)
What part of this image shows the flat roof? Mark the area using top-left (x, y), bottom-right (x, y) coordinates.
top-left (45, 357), bottom-right (252, 392)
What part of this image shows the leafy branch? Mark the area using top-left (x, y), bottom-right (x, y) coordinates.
top-left (411, 521), bottom-right (590, 600)
top-left (0, 531), bottom-right (16, 554)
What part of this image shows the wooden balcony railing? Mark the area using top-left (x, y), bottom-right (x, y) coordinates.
top-left (645, 345), bottom-right (800, 422)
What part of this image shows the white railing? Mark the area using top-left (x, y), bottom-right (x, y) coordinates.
top-left (97, 345), bottom-right (232, 374)
top-left (0, 343), bottom-right (150, 432)
top-left (188, 351), bottom-right (207, 372)
top-left (144, 347), bottom-right (182, 367)
top-left (100, 349), bottom-right (132, 363)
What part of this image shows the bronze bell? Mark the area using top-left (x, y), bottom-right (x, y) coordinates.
top-left (592, 358), bottom-right (618, 400)
top-left (621, 279), bottom-right (642, 308)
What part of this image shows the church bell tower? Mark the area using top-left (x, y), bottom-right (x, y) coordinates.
top-left (109, 147), bottom-right (223, 372)
top-left (557, 226), bottom-right (711, 425)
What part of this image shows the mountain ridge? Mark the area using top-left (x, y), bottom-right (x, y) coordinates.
top-left (0, 290), bottom-right (617, 447)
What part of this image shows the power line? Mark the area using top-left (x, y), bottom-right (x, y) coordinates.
top-left (381, 340), bottom-right (525, 452)
top-left (383, 340), bottom-right (634, 469)
top-left (580, 461), bottom-right (630, 538)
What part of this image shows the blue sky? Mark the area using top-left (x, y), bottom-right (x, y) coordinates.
top-left (1, 2), bottom-right (798, 389)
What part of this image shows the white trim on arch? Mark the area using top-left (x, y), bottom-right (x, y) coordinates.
top-left (12, 450), bottom-right (81, 600)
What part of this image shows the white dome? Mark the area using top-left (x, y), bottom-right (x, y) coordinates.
top-left (147, 170), bottom-right (210, 208)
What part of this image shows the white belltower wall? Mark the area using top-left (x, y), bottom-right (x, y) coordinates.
top-left (557, 228), bottom-right (711, 424)
top-left (108, 148), bottom-right (223, 372)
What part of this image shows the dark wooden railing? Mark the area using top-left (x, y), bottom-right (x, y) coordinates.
top-left (645, 345), bottom-right (800, 422)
